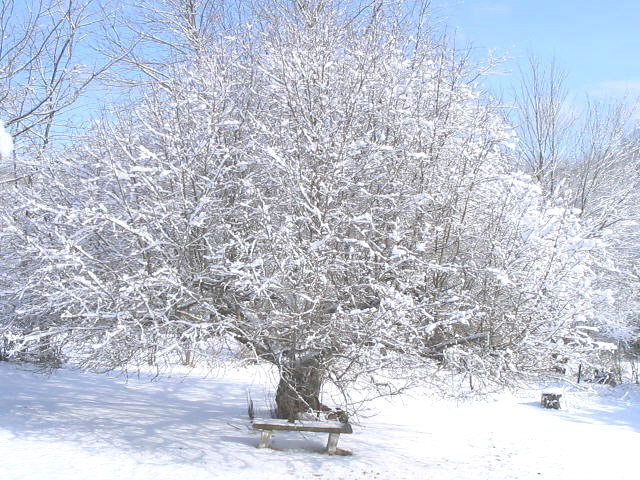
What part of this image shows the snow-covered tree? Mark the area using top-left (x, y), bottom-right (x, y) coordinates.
top-left (1, 0), bottom-right (622, 415)
top-left (0, 0), bottom-right (117, 363)
top-left (0, 120), bottom-right (12, 160)
top-left (513, 54), bottom-right (640, 381)
top-left (568, 106), bottom-right (640, 377)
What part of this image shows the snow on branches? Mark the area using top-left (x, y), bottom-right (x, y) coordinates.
top-left (0, 121), bottom-right (12, 160)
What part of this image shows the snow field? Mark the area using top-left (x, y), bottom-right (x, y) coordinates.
top-left (0, 362), bottom-right (638, 479)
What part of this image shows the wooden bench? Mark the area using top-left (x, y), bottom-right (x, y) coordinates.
top-left (252, 419), bottom-right (353, 454)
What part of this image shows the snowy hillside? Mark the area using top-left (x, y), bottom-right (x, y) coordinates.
top-left (1, 362), bottom-right (638, 479)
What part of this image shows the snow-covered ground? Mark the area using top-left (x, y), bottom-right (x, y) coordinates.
top-left (1, 362), bottom-right (638, 479)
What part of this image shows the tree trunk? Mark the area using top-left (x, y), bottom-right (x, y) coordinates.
top-left (275, 357), bottom-right (324, 420)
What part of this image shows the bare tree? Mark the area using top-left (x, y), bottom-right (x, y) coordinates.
top-left (0, 0), bottom-right (114, 168)
top-left (514, 55), bottom-right (575, 196)
top-left (571, 99), bottom-right (638, 228)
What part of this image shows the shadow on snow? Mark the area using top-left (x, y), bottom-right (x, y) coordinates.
top-left (0, 363), bottom-right (348, 470)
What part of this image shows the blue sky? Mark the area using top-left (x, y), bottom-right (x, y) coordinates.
top-left (430, 0), bottom-right (640, 100)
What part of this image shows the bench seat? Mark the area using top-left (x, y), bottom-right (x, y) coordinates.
top-left (252, 419), bottom-right (352, 454)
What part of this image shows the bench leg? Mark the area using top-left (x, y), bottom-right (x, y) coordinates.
top-left (326, 433), bottom-right (340, 454)
top-left (258, 430), bottom-right (272, 448)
